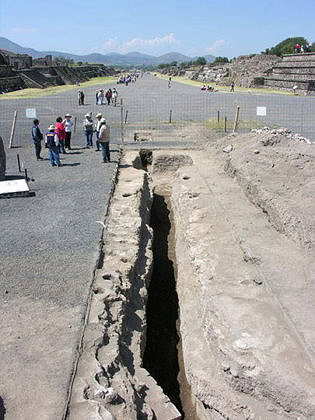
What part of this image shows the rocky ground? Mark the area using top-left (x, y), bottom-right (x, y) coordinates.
top-left (0, 75), bottom-right (314, 419)
top-left (67, 129), bottom-right (314, 419)
top-left (161, 54), bottom-right (281, 88)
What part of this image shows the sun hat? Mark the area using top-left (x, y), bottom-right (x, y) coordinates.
top-left (96, 113), bottom-right (102, 118)
top-left (64, 113), bottom-right (72, 117)
top-left (100, 118), bottom-right (106, 123)
top-left (48, 124), bottom-right (55, 131)
top-left (85, 113), bottom-right (91, 117)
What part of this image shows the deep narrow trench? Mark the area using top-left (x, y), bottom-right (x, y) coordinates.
top-left (143, 191), bottom-right (183, 414)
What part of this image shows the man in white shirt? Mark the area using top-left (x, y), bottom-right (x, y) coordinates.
top-left (63, 113), bottom-right (74, 150)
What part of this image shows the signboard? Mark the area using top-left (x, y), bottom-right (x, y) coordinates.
top-left (26, 108), bottom-right (37, 118)
top-left (256, 106), bottom-right (266, 116)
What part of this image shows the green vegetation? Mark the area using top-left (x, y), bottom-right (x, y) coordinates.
top-left (205, 117), bottom-right (264, 133)
top-left (0, 76), bottom-right (116, 100)
top-left (212, 56), bottom-right (230, 64)
top-left (262, 37), bottom-right (312, 56)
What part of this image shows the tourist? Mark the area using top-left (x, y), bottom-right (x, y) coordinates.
top-left (98, 118), bottom-right (110, 163)
top-left (31, 119), bottom-right (43, 161)
top-left (293, 85), bottom-right (298, 95)
top-left (55, 117), bottom-right (66, 154)
top-left (95, 113), bottom-right (103, 151)
top-left (294, 43), bottom-right (301, 53)
top-left (45, 124), bottom-right (61, 167)
top-left (168, 77), bottom-right (172, 88)
top-left (80, 91), bottom-right (85, 105)
top-left (201, 84), bottom-right (206, 91)
top-left (230, 81), bottom-right (235, 92)
top-left (78, 90), bottom-right (82, 105)
top-left (105, 89), bottom-right (112, 105)
top-left (112, 88), bottom-right (118, 106)
top-left (63, 114), bottom-right (73, 150)
top-left (97, 89), bottom-right (104, 105)
top-left (83, 113), bottom-right (94, 148)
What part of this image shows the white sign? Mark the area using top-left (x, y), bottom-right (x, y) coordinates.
top-left (26, 108), bottom-right (37, 118)
top-left (256, 106), bottom-right (266, 116)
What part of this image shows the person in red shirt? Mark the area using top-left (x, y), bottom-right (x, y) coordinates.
top-left (55, 117), bottom-right (66, 153)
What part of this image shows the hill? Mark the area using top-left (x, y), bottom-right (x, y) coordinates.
top-left (0, 37), bottom-right (215, 66)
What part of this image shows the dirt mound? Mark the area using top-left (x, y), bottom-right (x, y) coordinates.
top-left (208, 128), bottom-right (315, 249)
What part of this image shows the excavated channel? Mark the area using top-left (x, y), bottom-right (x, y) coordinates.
top-left (143, 190), bottom-right (183, 415)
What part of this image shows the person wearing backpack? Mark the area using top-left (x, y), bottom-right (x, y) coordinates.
top-left (45, 125), bottom-right (61, 167)
top-left (31, 119), bottom-right (44, 160)
top-left (98, 118), bottom-right (110, 163)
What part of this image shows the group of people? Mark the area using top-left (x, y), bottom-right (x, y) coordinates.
top-left (201, 84), bottom-right (218, 92)
top-left (95, 88), bottom-right (118, 106)
top-left (294, 43), bottom-right (312, 53)
top-left (31, 112), bottom-right (111, 167)
top-left (117, 72), bottom-right (141, 86)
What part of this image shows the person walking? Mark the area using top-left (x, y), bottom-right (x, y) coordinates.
top-left (81, 91), bottom-right (85, 105)
top-left (78, 90), bottom-right (82, 105)
top-left (31, 118), bottom-right (43, 160)
top-left (230, 81), bottom-right (235, 92)
top-left (45, 124), bottom-right (61, 167)
top-left (63, 113), bottom-right (73, 150)
top-left (95, 90), bottom-right (99, 105)
top-left (94, 113), bottom-right (103, 151)
top-left (55, 117), bottom-right (66, 153)
top-left (98, 118), bottom-right (110, 163)
top-left (112, 88), bottom-right (118, 106)
top-left (83, 113), bottom-right (94, 148)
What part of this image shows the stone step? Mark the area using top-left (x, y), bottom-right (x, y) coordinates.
top-left (264, 78), bottom-right (313, 90)
top-left (282, 53), bottom-right (315, 62)
top-left (272, 72), bottom-right (315, 81)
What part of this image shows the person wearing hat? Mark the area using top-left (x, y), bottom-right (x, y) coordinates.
top-left (83, 113), bottom-right (94, 148)
top-left (98, 118), bottom-right (110, 163)
top-left (45, 125), bottom-right (61, 167)
top-left (63, 113), bottom-right (73, 150)
top-left (94, 113), bottom-right (103, 151)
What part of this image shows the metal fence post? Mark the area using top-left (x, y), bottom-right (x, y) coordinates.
top-left (120, 98), bottom-right (124, 144)
top-left (169, 109), bottom-right (172, 124)
top-left (233, 106), bottom-right (240, 133)
top-left (9, 110), bottom-right (17, 148)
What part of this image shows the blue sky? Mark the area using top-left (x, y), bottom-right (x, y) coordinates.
top-left (0, 0), bottom-right (314, 57)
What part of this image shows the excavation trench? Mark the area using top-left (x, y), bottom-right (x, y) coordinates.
top-left (143, 187), bottom-right (197, 419)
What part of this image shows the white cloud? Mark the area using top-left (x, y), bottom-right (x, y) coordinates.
top-left (206, 40), bottom-right (226, 53)
top-left (99, 33), bottom-right (179, 53)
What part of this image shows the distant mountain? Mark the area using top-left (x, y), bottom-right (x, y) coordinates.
top-left (0, 37), bottom-right (215, 66)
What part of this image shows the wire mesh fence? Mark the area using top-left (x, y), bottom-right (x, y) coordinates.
top-left (1, 74), bottom-right (314, 150)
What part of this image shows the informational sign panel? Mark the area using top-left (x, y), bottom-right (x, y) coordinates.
top-left (26, 108), bottom-right (37, 118)
top-left (256, 106), bottom-right (267, 116)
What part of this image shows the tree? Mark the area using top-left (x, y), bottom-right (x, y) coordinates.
top-left (195, 56), bottom-right (207, 66)
top-left (263, 37), bottom-right (309, 56)
top-left (311, 42), bottom-right (315, 52)
top-left (213, 56), bottom-right (229, 64)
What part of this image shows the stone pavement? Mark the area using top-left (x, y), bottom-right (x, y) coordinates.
top-left (0, 143), bottom-right (119, 419)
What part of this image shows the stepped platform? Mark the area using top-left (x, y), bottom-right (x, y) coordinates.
top-left (265, 52), bottom-right (315, 92)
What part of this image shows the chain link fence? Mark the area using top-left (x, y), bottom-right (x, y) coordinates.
top-left (1, 76), bottom-right (314, 150)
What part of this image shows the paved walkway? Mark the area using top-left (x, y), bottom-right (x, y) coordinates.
top-left (0, 144), bottom-right (119, 419)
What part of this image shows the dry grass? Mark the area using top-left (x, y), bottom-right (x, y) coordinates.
top-left (205, 117), bottom-right (265, 132)
top-left (0, 77), bottom-right (116, 100)
top-left (154, 73), bottom-right (297, 96)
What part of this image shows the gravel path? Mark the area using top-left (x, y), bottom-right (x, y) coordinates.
top-left (0, 145), bottom-right (119, 419)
